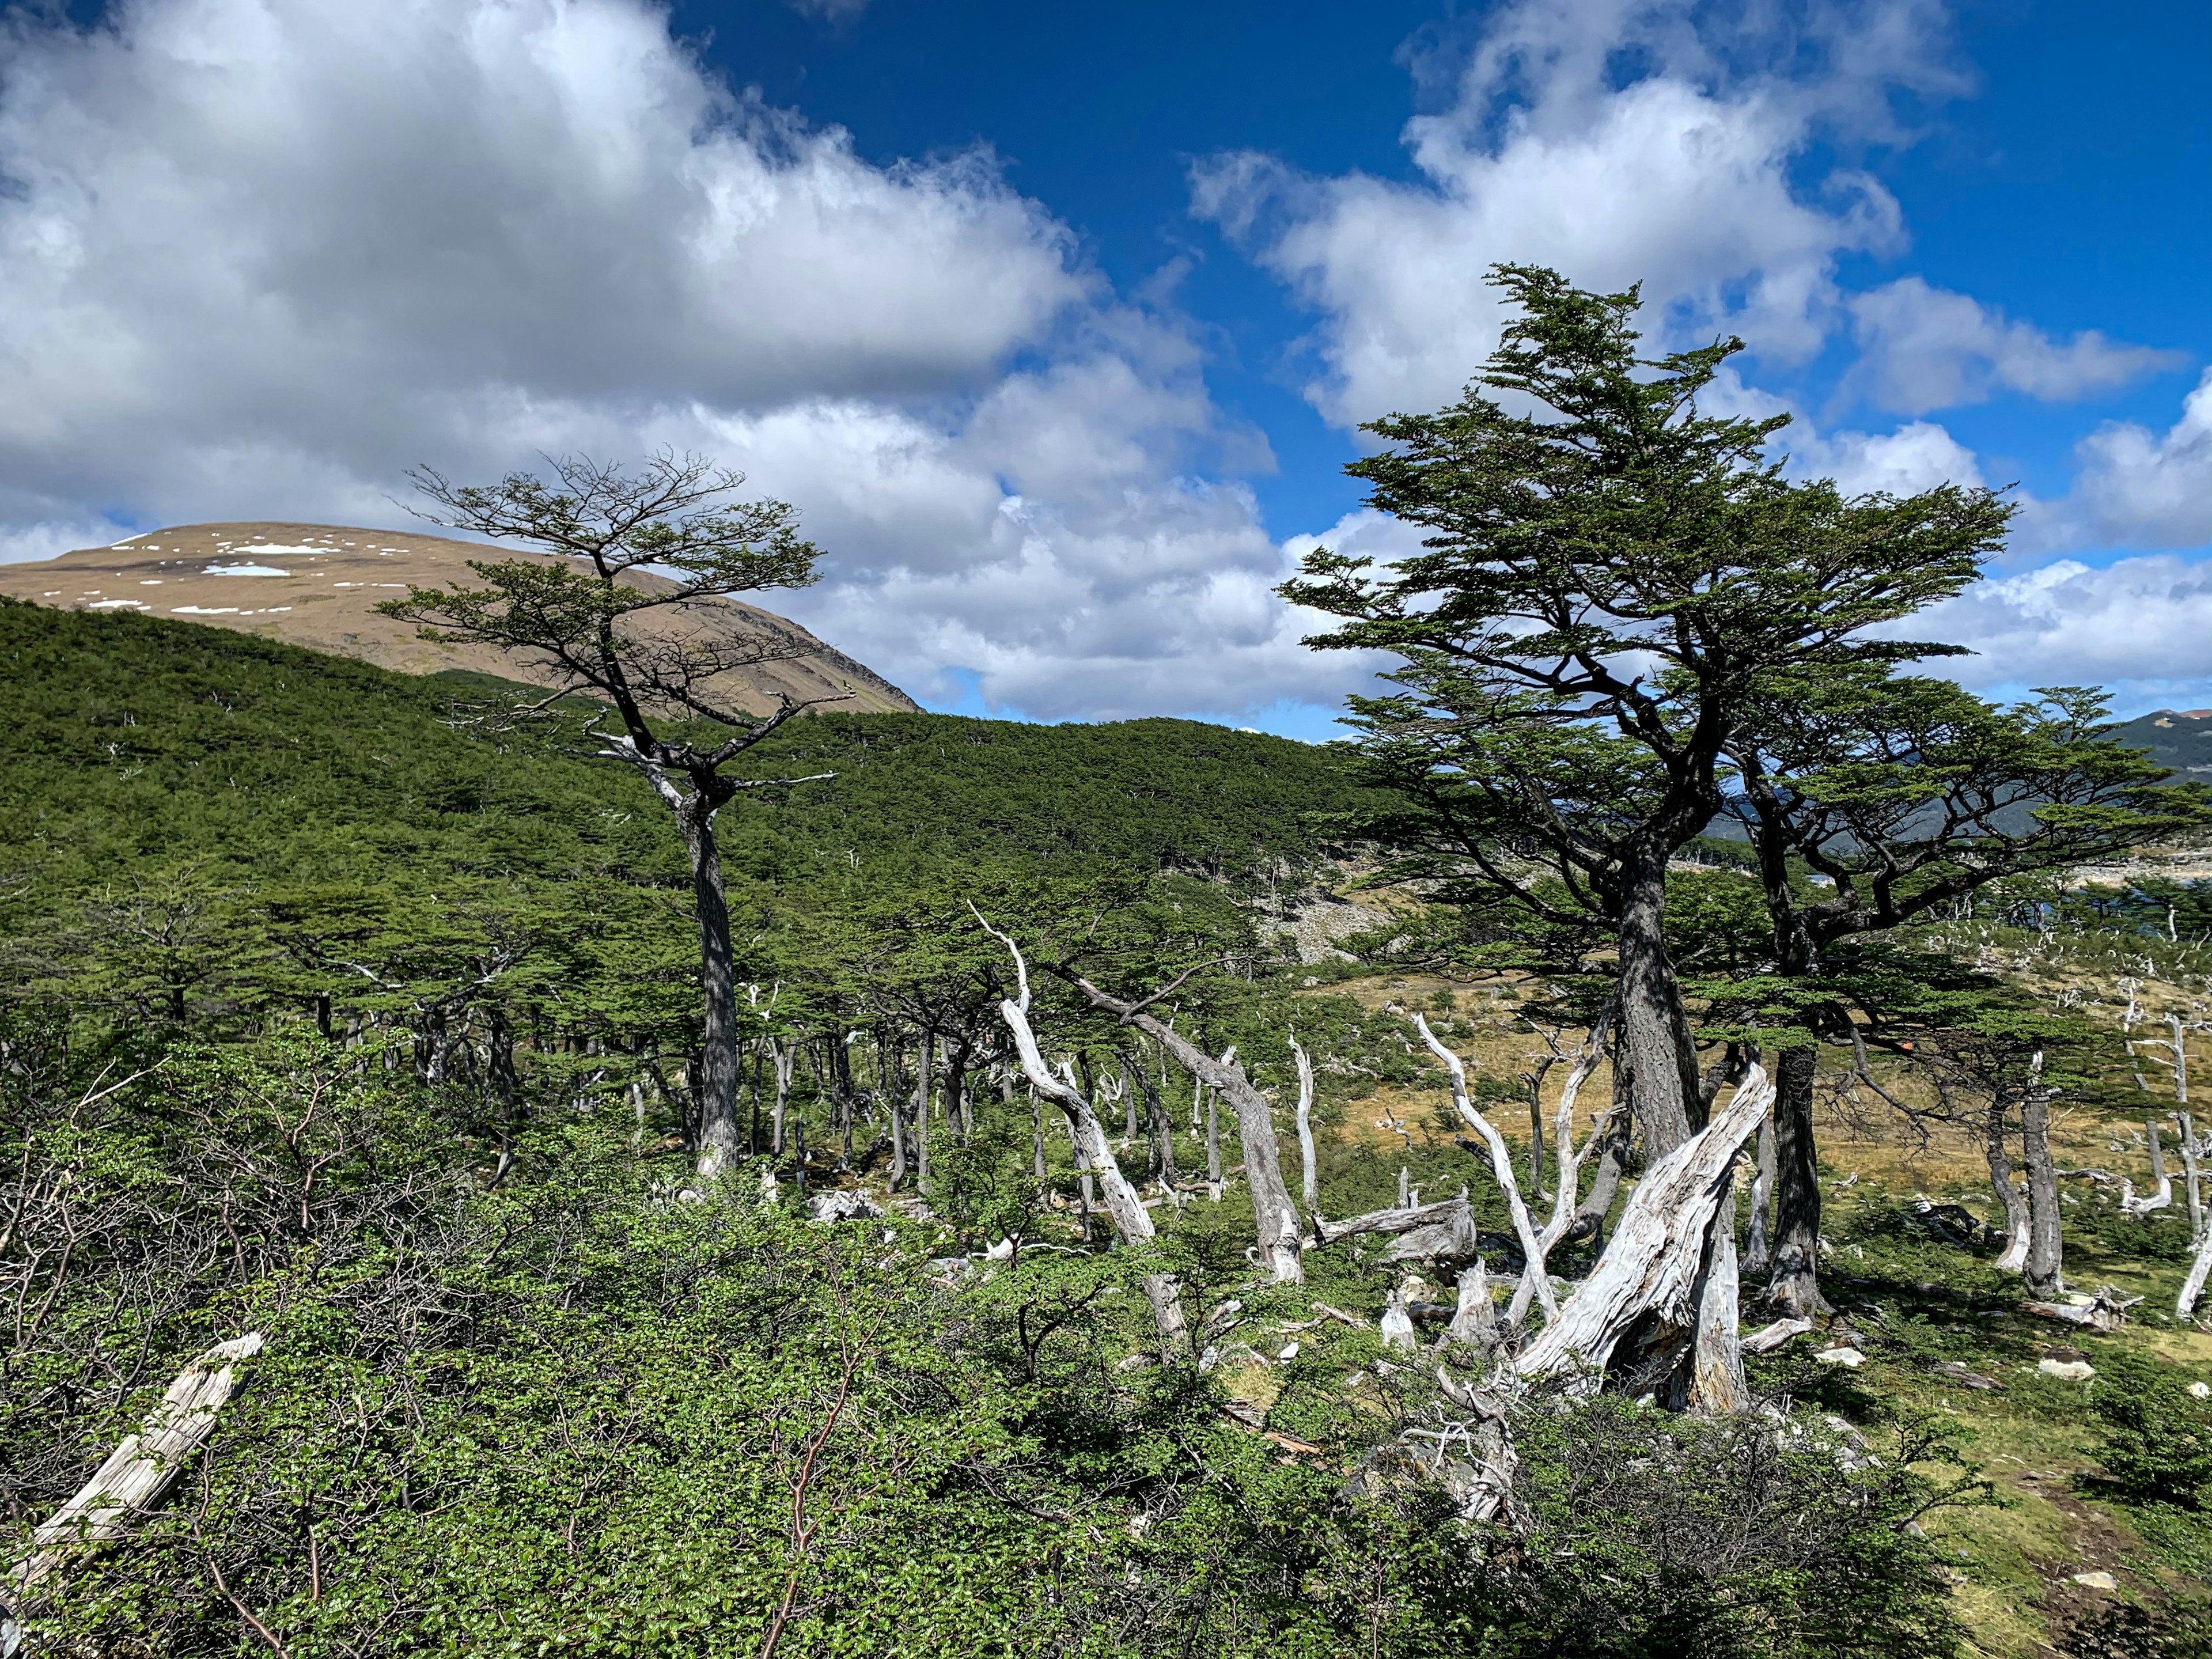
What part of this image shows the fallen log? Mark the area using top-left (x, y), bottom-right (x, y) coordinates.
top-left (2024, 1285), bottom-right (2141, 1332)
top-left (1742, 1316), bottom-right (1813, 1355)
top-left (6, 1333), bottom-right (264, 1611)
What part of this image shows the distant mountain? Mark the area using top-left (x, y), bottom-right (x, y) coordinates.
top-left (0, 521), bottom-right (919, 716)
top-left (2109, 708), bottom-right (2212, 777)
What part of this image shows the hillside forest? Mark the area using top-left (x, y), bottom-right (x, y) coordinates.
top-left (9, 270), bottom-right (2212, 1658)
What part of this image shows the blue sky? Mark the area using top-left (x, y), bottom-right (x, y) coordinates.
top-left (2, 0), bottom-right (2207, 737)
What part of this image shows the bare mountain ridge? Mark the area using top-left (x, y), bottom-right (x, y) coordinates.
top-left (0, 521), bottom-right (919, 715)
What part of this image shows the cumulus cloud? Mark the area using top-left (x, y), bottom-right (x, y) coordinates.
top-left (0, 0), bottom-right (1371, 722)
top-left (2046, 369), bottom-right (2212, 550)
top-left (1191, 0), bottom-right (1964, 427)
top-left (1913, 551), bottom-right (2212, 706)
top-left (1787, 417), bottom-right (1985, 496)
top-left (1844, 277), bottom-right (2181, 415)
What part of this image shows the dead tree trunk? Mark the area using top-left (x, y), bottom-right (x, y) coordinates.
top-left (2179, 1203), bottom-right (2212, 1321)
top-left (1205, 1088), bottom-right (1222, 1200)
top-left (2181, 1109), bottom-right (2204, 1242)
top-left (1517, 1069), bottom-right (1774, 1415)
top-left (1446, 1259), bottom-right (1499, 1353)
top-left (1067, 979), bottom-right (1305, 1283)
top-left (976, 919), bottom-right (1191, 1352)
top-left (1508, 1012), bottom-right (1615, 1327)
top-left (1412, 1014), bottom-right (1554, 1322)
top-left (1290, 1035), bottom-right (1320, 1218)
top-left (2123, 1119), bottom-right (2174, 1218)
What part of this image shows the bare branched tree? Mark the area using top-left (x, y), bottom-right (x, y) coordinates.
top-left (382, 452), bottom-right (849, 1176)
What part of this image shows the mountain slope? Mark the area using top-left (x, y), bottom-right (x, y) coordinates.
top-left (0, 599), bottom-right (1359, 902)
top-left (0, 520), bottom-right (918, 716)
top-left (2109, 707), bottom-right (2212, 777)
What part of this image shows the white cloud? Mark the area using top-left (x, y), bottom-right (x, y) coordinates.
top-left (1912, 552), bottom-right (2212, 703)
top-left (1788, 417), bottom-right (1985, 496)
top-left (1190, 0), bottom-right (1962, 427)
top-left (2046, 369), bottom-right (2212, 550)
top-left (1844, 277), bottom-right (2180, 414)
top-left (0, 0), bottom-right (1354, 723)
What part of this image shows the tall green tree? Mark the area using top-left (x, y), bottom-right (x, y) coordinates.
top-left (1726, 675), bottom-right (2207, 1312)
top-left (382, 451), bottom-right (836, 1176)
top-left (1282, 265), bottom-right (2010, 1155)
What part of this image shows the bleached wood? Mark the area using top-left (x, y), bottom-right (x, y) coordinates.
top-left (2121, 1119), bottom-right (2174, 1218)
top-left (1412, 1015), bottom-right (1555, 1323)
top-left (1446, 1260), bottom-right (1499, 1351)
top-left (2177, 1225), bottom-right (2212, 1321)
top-left (1516, 1068), bottom-right (1773, 1386)
top-left (1290, 1036), bottom-right (1320, 1219)
top-left (1686, 1171), bottom-right (1749, 1415)
top-left (1070, 980), bottom-right (1304, 1283)
top-left (972, 912), bottom-right (1191, 1354)
top-left (9, 1334), bottom-right (264, 1600)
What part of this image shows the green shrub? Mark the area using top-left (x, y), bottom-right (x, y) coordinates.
top-left (2089, 1350), bottom-right (2212, 1508)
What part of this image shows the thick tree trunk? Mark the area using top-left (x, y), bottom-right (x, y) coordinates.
top-left (1984, 1100), bottom-right (2031, 1271)
top-left (679, 798), bottom-right (744, 1178)
top-left (1743, 1108), bottom-right (1776, 1275)
top-left (1613, 848), bottom-right (1699, 1157)
top-left (1767, 1044), bottom-right (1830, 1316)
top-left (2022, 1061), bottom-right (2065, 1298)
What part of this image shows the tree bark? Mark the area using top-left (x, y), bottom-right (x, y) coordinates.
top-left (1977, 1095), bottom-right (2032, 1270)
top-left (1743, 1107), bottom-right (1776, 1276)
top-left (1766, 1044), bottom-right (1829, 1316)
top-left (1290, 1036), bottom-right (1320, 1218)
top-left (1574, 1107), bottom-right (1631, 1246)
top-left (678, 796), bottom-right (744, 1178)
top-left (1612, 845), bottom-right (1700, 1157)
top-left (2022, 1057), bottom-right (2065, 1299)
top-left (770, 1039), bottom-right (796, 1157)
